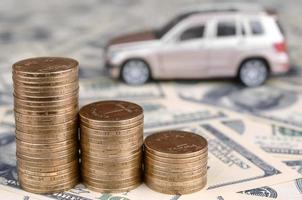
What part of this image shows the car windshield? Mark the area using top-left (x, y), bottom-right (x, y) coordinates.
top-left (154, 12), bottom-right (197, 39)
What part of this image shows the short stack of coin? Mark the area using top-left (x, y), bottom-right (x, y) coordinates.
top-left (13, 57), bottom-right (80, 194)
top-left (144, 130), bottom-right (208, 195)
top-left (79, 100), bottom-right (144, 193)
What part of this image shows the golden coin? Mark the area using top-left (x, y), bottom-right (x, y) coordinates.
top-left (144, 130), bottom-right (208, 159)
top-left (16, 152), bottom-right (77, 166)
top-left (14, 95), bottom-right (78, 107)
top-left (18, 170), bottom-right (78, 183)
top-left (144, 164), bottom-right (207, 178)
top-left (16, 152), bottom-right (77, 165)
top-left (80, 132), bottom-right (142, 144)
top-left (15, 119), bottom-right (77, 133)
top-left (17, 159), bottom-right (78, 173)
top-left (13, 89), bottom-right (79, 101)
top-left (81, 149), bottom-right (141, 163)
top-left (16, 130), bottom-right (77, 143)
top-left (12, 70), bottom-right (78, 81)
top-left (18, 175), bottom-right (79, 188)
top-left (80, 123), bottom-right (143, 137)
top-left (13, 83), bottom-right (79, 96)
top-left (15, 111), bottom-right (77, 125)
top-left (16, 150), bottom-right (78, 162)
top-left (81, 164), bottom-right (141, 176)
top-left (16, 144), bottom-right (78, 156)
top-left (12, 57), bottom-right (78, 76)
top-left (81, 173), bottom-right (141, 183)
top-left (145, 174), bottom-right (207, 187)
top-left (144, 149), bottom-right (208, 164)
top-left (81, 167), bottom-right (141, 179)
top-left (14, 102), bottom-right (78, 113)
top-left (82, 178), bottom-right (141, 189)
top-left (19, 177), bottom-right (78, 194)
top-left (18, 165), bottom-right (78, 178)
top-left (80, 145), bottom-right (142, 157)
top-left (17, 146), bottom-right (77, 159)
top-left (12, 74), bottom-right (78, 86)
top-left (144, 154), bottom-right (207, 169)
top-left (80, 118), bottom-right (143, 131)
top-left (79, 100), bottom-right (143, 126)
top-left (84, 182), bottom-right (140, 193)
top-left (81, 157), bottom-right (141, 171)
top-left (144, 160), bottom-right (206, 173)
top-left (16, 137), bottom-right (77, 148)
top-left (145, 178), bottom-right (206, 195)
top-left (144, 169), bottom-right (207, 182)
top-left (80, 137), bottom-right (143, 149)
top-left (15, 103), bottom-right (78, 116)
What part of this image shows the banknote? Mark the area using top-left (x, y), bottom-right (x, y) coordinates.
top-left (0, 106), bottom-right (299, 200)
top-left (166, 81), bottom-right (302, 131)
top-left (207, 117), bottom-right (302, 199)
top-left (268, 77), bottom-right (302, 94)
top-left (0, 184), bottom-right (275, 200)
top-left (142, 99), bottom-right (227, 130)
top-left (241, 161), bottom-right (302, 200)
top-left (79, 77), bottom-right (165, 105)
top-left (220, 118), bottom-right (302, 159)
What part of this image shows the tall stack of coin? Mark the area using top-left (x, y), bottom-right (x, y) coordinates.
top-left (79, 100), bottom-right (143, 193)
top-left (13, 57), bottom-right (79, 194)
top-left (144, 130), bottom-right (208, 195)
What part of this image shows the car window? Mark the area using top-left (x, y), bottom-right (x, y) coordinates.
top-left (180, 25), bottom-right (205, 41)
top-left (216, 21), bottom-right (236, 37)
top-left (275, 19), bottom-right (285, 35)
top-left (250, 20), bottom-right (264, 35)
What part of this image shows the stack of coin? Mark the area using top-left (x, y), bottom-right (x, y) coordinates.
top-left (79, 100), bottom-right (144, 193)
top-left (144, 130), bottom-right (208, 195)
top-left (13, 57), bottom-right (80, 194)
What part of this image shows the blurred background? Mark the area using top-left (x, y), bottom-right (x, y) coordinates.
top-left (0, 0), bottom-right (301, 80)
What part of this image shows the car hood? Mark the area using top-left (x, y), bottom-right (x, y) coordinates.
top-left (107, 30), bottom-right (157, 46)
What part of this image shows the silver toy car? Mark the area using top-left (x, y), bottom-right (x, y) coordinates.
top-left (105, 6), bottom-right (289, 87)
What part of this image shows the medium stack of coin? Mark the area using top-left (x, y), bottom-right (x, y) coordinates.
top-left (13, 57), bottom-right (80, 194)
top-left (144, 130), bottom-right (208, 195)
top-left (79, 100), bottom-right (144, 193)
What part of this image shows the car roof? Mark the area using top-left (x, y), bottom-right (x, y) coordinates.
top-left (176, 3), bottom-right (275, 20)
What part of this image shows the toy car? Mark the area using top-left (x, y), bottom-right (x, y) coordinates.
top-left (105, 6), bottom-right (289, 87)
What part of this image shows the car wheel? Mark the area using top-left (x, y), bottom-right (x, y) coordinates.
top-left (121, 59), bottom-right (150, 85)
top-left (239, 59), bottom-right (269, 87)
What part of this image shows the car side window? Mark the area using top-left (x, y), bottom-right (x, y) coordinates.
top-left (216, 21), bottom-right (236, 37)
top-left (180, 25), bottom-right (205, 41)
top-left (250, 20), bottom-right (264, 35)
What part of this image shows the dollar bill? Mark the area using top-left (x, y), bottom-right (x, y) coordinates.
top-left (0, 105), bottom-right (299, 200)
top-left (142, 99), bottom-right (227, 130)
top-left (79, 77), bottom-right (165, 105)
top-left (268, 77), bottom-right (302, 94)
top-left (241, 160), bottom-right (302, 200)
top-left (207, 116), bottom-right (302, 199)
top-left (220, 118), bottom-right (302, 159)
top-left (166, 81), bottom-right (302, 131)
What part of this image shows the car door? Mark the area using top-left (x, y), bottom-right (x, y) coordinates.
top-left (206, 17), bottom-right (243, 77)
top-left (158, 23), bottom-right (209, 78)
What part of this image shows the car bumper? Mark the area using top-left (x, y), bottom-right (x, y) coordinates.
top-left (105, 62), bottom-right (120, 78)
top-left (270, 54), bottom-right (290, 74)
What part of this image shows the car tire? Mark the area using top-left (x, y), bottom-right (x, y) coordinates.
top-left (239, 59), bottom-right (269, 87)
top-left (121, 59), bottom-right (151, 85)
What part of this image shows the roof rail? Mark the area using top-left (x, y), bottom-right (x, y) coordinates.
top-left (181, 3), bottom-right (265, 14)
